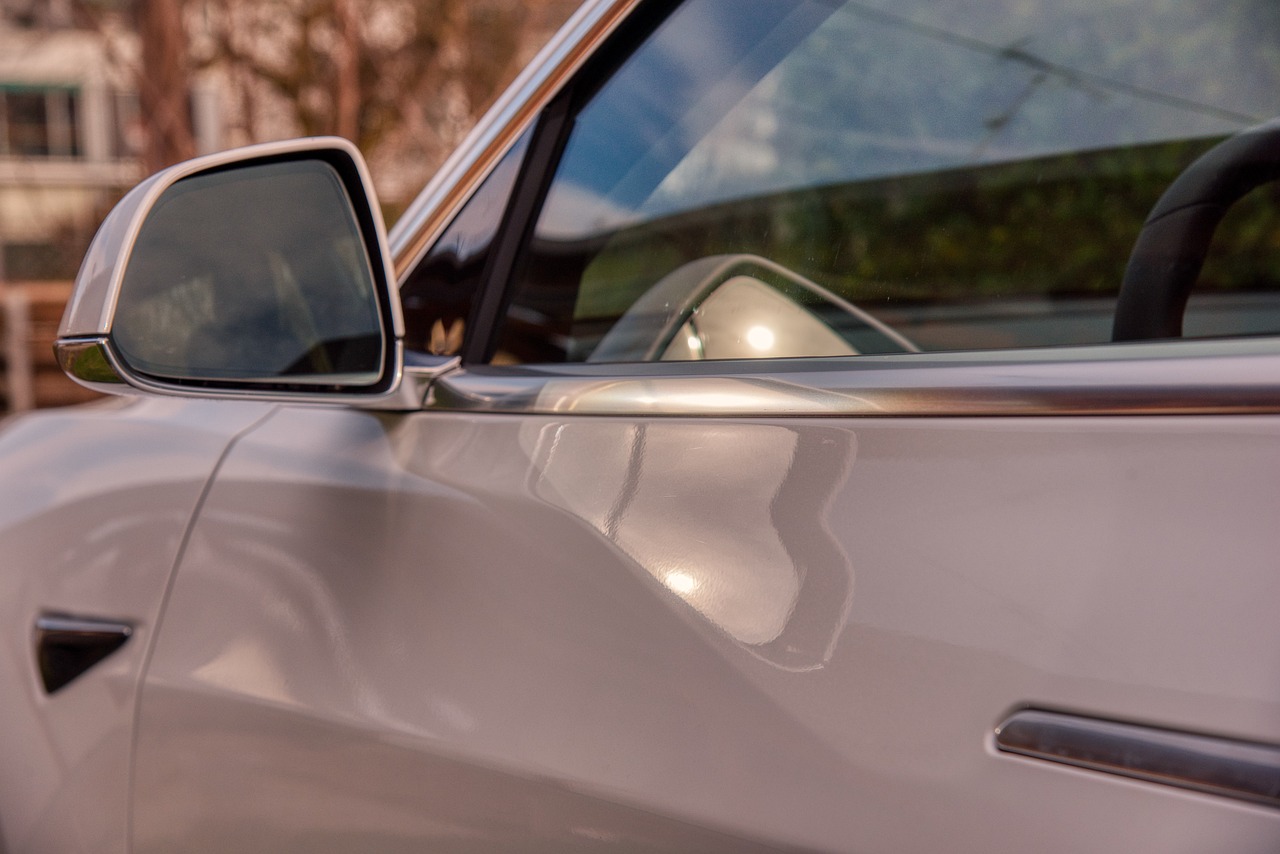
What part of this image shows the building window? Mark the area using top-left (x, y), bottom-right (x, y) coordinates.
top-left (0, 87), bottom-right (81, 158)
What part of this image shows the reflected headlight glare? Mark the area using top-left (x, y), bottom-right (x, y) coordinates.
top-left (746, 325), bottom-right (774, 351)
top-left (663, 570), bottom-right (700, 595)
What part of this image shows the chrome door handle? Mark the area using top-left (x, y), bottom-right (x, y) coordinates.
top-left (996, 709), bottom-right (1280, 808)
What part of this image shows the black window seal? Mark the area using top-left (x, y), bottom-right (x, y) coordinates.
top-left (463, 94), bottom-right (574, 364)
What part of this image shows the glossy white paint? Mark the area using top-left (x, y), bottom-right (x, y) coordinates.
top-left (0, 398), bottom-right (271, 853)
top-left (131, 405), bottom-right (1280, 852)
top-left (8, 0), bottom-right (1280, 849)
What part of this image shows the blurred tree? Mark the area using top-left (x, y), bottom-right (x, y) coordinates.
top-left (190, 0), bottom-right (581, 204)
top-left (45, 0), bottom-right (199, 171)
top-left (49, 0), bottom-right (580, 199)
top-left (136, 0), bottom-right (197, 171)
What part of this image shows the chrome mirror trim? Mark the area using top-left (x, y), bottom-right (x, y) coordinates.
top-left (56, 336), bottom-right (420, 407)
top-left (365, 355), bottom-right (462, 411)
top-left (995, 709), bottom-right (1280, 809)
top-left (54, 338), bottom-right (126, 388)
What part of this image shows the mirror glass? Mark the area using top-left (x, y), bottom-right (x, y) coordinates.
top-left (112, 159), bottom-right (384, 385)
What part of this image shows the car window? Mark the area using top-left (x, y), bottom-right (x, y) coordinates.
top-left (491, 0), bottom-right (1280, 364)
top-left (399, 127), bottom-right (532, 360)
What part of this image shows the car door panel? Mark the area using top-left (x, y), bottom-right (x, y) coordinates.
top-left (133, 403), bottom-right (1280, 852)
top-left (0, 398), bottom-right (271, 854)
top-left (6, 0), bottom-right (1277, 850)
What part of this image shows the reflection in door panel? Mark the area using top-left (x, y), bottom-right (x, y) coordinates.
top-left (526, 421), bottom-right (856, 670)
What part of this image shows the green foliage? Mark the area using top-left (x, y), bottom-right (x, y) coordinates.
top-left (582, 137), bottom-right (1267, 318)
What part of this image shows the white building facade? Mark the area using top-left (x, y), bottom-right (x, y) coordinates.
top-left (0, 17), bottom-right (219, 280)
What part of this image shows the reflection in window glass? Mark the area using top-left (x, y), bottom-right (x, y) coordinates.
top-left (497, 0), bottom-right (1280, 363)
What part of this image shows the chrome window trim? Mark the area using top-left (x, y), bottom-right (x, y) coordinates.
top-left (995, 709), bottom-right (1280, 809)
top-left (35, 614), bottom-right (134, 639)
top-left (424, 338), bottom-right (1280, 417)
top-left (388, 0), bottom-right (644, 278)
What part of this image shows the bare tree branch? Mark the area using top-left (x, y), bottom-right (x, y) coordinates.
top-left (136, 0), bottom-right (196, 171)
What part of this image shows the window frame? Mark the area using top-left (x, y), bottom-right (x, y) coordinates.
top-left (458, 1), bottom-right (684, 365)
top-left (396, 0), bottom-right (1280, 418)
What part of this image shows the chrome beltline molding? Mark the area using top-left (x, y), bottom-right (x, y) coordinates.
top-left (388, 0), bottom-right (644, 276)
top-left (995, 709), bottom-right (1280, 809)
top-left (425, 340), bottom-right (1280, 417)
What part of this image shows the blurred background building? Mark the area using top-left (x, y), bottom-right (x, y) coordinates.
top-left (0, 0), bottom-right (579, 409)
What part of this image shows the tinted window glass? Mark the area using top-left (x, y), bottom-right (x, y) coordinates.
top-left (399, 128), bottom-right (531, 360)
top-left (495, 0), bottom-right (1280, 363)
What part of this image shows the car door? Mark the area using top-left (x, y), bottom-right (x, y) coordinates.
top-left (131, 0), bottom-right (1280, 851)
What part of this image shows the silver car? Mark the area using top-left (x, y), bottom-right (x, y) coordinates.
top-left (3, 0), bottom-right (1280, 851)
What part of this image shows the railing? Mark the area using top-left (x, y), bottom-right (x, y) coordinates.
top-left (1, 282), bottom-right (101, 412)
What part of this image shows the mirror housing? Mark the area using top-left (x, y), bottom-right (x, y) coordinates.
top-left (56, 137), bottom-right (405, 403)
top-left (589, 254), bottom-right (918, 362)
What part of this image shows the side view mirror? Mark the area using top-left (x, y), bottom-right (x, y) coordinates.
top-left (589, 254), bottom-right (918, 361)
top-left (56, 137), bottom-right (404, 402)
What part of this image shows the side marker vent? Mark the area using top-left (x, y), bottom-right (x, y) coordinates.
top-left (35, 614), bottom-right (133, 694)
